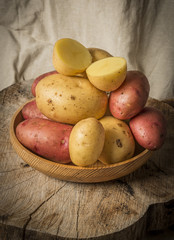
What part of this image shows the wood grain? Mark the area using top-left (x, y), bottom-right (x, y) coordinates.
top-left (0, 81), bottom-right (174, 239)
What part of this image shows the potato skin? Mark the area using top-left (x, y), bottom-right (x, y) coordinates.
top-left (22, 100), bottom-right (48, 120)
top-left (76, 48), bottom-right (113, 79)
top-left (88, 48), bottom-right (112, 62)
top-left (36, 74), bottom-right (108, 124)
top-left (16, 118), bottom-right (73, 163)
top-left (109, 71), bottom-right (150, 119)
top-left (129, 107), bottom-right (167, 150)
top-left (99, 116), bottom-right (135, 164)
top-left (31, 71), bottom-right (58, 96)
top-left (69, 118), bottom-right (105, 166)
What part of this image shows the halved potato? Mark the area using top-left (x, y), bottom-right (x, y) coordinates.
top-left (77, 48), bottom-right (113, 78)
top-left (86, 57), bottom-right (127, 91)
top-left (53, 38), bottom-right (92, 76)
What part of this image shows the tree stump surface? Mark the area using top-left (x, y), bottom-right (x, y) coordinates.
top-left (0, 80), bottom-right (174, 240)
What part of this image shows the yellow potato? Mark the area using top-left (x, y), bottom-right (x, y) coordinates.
top-left (86, 57), bottom-right (127, 91)
top-left (53, 38), bottom-right (92, 76)
top-left (88, 48), bottom-right (113, 62)
top-left (77, 48), bottom-right (113, 79)
top-left (69, 118), bottom-right (105, 166)
top-left (36, 74), bottom-right (108, 125)
top-left (99, 116), bottom-right (135, 164)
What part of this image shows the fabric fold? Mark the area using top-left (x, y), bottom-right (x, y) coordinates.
top-left (0, 0), bottom-right (173, 99)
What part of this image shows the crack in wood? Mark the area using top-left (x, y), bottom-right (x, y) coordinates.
top-left (76, 189), bottom-right (82, 239)
top-left (97, 192), bottom-right (110, 210)
top-left (0, 213), bottom-right (12, 223)
top-left (0, 168), bottom-right (22, 174)
top-left (22, 182), bottom-right (67, 240)
top-left (55, 185), bottom-right (80, 238)
top-left (150, 161), bottom-right (168, 175)
top-left (1, 172), bottom-right (37, 192)
top-left (116, 179), bottom-right (135, 197)
top-left (1, 89), bottom-right (7, 105)
top-left (0, 161), bottom-right (31, 173)
top-left (56, 218), bottom-right (63, 239)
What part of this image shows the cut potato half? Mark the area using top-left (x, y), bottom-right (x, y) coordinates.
top-left (76, 48), bottom-right (113, 79)
top-left (53, 38), bottom-right (92, 76)
top-left (86, 57), bottom-right (127, 91)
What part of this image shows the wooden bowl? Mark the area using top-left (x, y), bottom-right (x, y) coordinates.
top-left (10, 102), bottom-right (152, 183)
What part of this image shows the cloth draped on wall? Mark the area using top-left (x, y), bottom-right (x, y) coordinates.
top-left (0, 0), bottom-right (174, 100)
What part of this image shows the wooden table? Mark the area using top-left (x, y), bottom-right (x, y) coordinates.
top-left (0, 80), bottom-right (174, 240)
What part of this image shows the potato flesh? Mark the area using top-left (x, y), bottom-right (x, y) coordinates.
top-left (87, 57), bottom-right (125, 76)
top-left (53, 38), bottom-right (92, 76)
top-left (86, 57), bottom-right (127, 91)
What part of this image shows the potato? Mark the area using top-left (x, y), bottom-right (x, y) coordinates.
top-left (109, 71), bottom-right (150, 120)
top-left (129, 107), bottom-right (167, 150)
top-left (99, 116), bottom-right (135, 164)
top-left (31, 71), bottom-right (58, 96)
top-left (88, 48), bottom-right (112, 62)
top-left (69, 118), bottom-right (105, 166)
top-left (76, 48), bottom-right (113, 79)
top-left (52, 38), bottom-right (92, 76)
top-left (36, 74), bottom-right (108, 124)
top-left (22, 99), bottom-right (48, 120)
top-left (86, 57), bottom-right (127, 92)
top-left (16, 118), bottom-right (73, 163)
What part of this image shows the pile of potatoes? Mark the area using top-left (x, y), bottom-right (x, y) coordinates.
top-left (16, 38), bottom-right (167, 167)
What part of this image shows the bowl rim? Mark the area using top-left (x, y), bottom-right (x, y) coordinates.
top-left (10, 99), bottom-right (151, 171)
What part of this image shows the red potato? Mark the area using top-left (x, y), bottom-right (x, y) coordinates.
top-left (16, 118), bottom-right (73, 163)
top-left (129, 107), bottom-right (167, 150)
top-left (31, 71), bottom-right (58, 96)
top-left (22, 99), bottom-right (48, 120)
top-left (109, 71), bottom-right (150, 119)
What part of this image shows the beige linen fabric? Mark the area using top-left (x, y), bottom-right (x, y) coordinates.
top-left (0, 0), bottom-right (174, 100)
